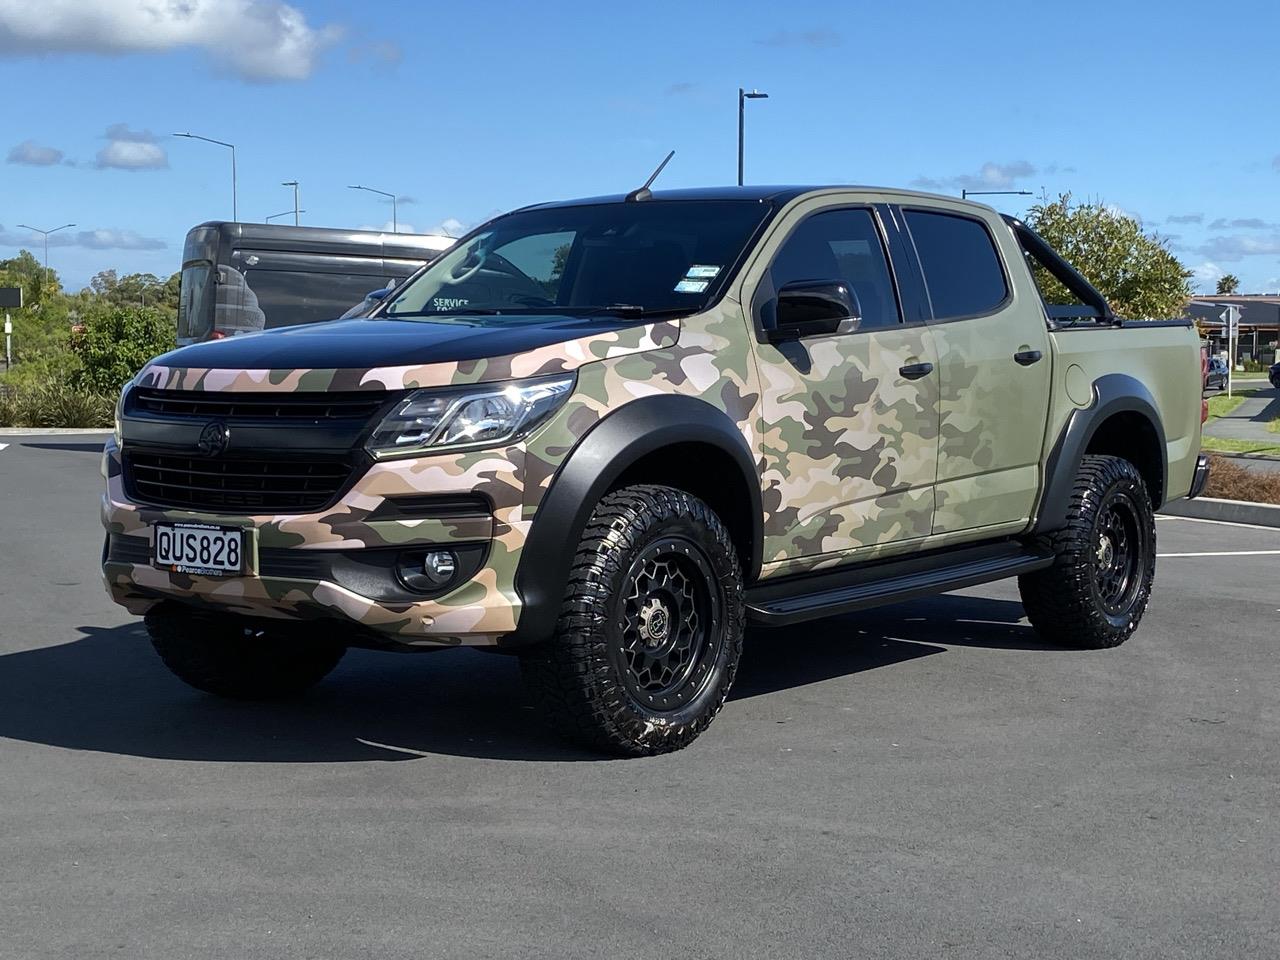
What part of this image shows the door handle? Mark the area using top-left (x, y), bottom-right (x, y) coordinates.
top-left (1014, 349), bottom-right (1043, 366)
top-left (899, 362), bottom-right (934, 380)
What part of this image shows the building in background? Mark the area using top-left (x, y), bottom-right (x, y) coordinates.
top-left (1186, 295), bottom-right (1280, 368)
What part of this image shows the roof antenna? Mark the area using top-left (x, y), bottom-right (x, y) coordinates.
top-left (625, 150), bottom-right (675, 202)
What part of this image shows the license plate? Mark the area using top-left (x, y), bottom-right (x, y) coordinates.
top-left (153, 523), bottom-right (245, 576)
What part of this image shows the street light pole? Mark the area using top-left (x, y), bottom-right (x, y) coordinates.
top-left (737, 88), bottom-right (769, 186)
top-left (348, 185), bottom-right (398, 232)
top-left (282, 181), bottom-right (300, 225)
top-left (173, 132), bottom-right (237, 221)
top-left (265, 210), bottom-right (306, 223)
top-left (16, 222), bottom-right (75, 289)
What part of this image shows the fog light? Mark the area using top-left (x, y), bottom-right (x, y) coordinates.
top-left (397, 549), bottom-right (458, 592)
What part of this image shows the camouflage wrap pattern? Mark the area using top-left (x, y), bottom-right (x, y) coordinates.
top-left (135, 321), bottom-right (680, 393)
top-left (753, 327), bottom-right (940, 569)
top-left (110, 188), bottom-right (1169, 644)
top-left (105, 320), bottom-right (710, 644)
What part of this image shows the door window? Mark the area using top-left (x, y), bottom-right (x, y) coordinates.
top-left (767, 209), bottom-right (901, 330)
top-left (904, 210), bottom-right (1008, 320)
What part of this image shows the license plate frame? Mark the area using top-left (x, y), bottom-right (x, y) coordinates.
top-left (152, 522), bottom-right (248, 577)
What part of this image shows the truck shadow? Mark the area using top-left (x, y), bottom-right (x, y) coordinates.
top-left (0, 595), bottom-right (1044, 764)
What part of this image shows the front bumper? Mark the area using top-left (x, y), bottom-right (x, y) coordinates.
top-left (1187, 453), bottom-right (1211, 500)
top-left (100, 437), bottom-right (529, 646)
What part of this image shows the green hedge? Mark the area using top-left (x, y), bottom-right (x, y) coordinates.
top-left (0, 380), bottom-right (114, 428)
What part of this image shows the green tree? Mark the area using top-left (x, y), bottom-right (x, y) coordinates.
top-left (87, 269), bottom-right (180, 316)
top-left (1025, 193), bottom-right (1192, 320)
top-left (1215, 274), bottom-right (1240, 295)
top-left (69, 305), bottom-right (175, 393)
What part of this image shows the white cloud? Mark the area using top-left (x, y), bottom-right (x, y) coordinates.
top-left (1167, 213), bottom-right (1204, 225)
top-left (1192, 261), bottom-right (1225, 291)
top-left (912, 161), bottom-right (1036, 192)
top-left (95, 124), bottom-right (167, 170)
top-left (7, 139), bottom-right (63, 165)
top-left (1196, 234), bottom-right (1280, 262)
top-left (0, 224), bottom-right (165, 250)
top-left (0, 0), bottom-right (341, 82)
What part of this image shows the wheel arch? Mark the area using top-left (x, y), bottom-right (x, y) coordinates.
top-left (1033, 373), bottom-right (1168, 533)
top-left (507, 394), bottom-right (762, 646)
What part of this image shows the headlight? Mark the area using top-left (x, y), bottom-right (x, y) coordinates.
top-left (365, 373), bottom-right (575, 458)
top-left (113, 378), bottom-right (135, 446)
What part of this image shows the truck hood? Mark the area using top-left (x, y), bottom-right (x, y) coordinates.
top-left (138, 315), bottom-right (682, 393)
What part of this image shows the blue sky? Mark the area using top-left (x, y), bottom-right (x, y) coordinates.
top-left (2, 0), bottom-right (1279, 294)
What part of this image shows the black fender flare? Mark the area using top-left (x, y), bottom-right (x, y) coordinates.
top-left (1032, 373), bottom-right (1167, 533)
top-left (506, 394), bottom-right (762, 646)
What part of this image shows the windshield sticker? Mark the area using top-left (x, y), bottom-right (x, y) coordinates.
top-left (432, 297), bottom-right (470, 310)
top-left (674, 279), bottom-right (710, 294)
top-left (685, 265), bottom-right (721, 280)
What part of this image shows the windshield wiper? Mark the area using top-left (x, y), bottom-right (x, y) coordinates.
top-left (384, 307), bottom-right (506, 318)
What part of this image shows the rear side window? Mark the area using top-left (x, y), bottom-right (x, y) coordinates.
top-left (904, 210), bottom-right (1008, 320)
top-left (243, 270), bottom-right (390, 329)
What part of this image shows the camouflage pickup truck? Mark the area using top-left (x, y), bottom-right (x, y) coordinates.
top-left (103, 186), bottom-right (1208, 755)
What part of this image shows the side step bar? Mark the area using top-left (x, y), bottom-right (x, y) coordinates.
top-left (745, 542), bottom-right (1054, 627)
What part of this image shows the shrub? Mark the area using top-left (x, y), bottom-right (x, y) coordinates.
top-left (0, 379), bottom-right (114, 428)
top-left (1203, 455), bottom-right (1280, 505)
top-left (69, 305), bottom-right (175, 394)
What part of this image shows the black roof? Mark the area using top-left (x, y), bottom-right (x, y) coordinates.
top-left (520, 186), bottom-right (818, 210)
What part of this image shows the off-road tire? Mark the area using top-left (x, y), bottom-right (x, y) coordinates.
top-left (520, 484), bottom-right (745, 756)
top-left (145, 604), bottom-right (346, 700)
top-left (1019, 455), bottom-right (1156, 649)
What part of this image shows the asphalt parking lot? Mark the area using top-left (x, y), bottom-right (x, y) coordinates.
top-left (2, 435), bottom-right (1277, 960)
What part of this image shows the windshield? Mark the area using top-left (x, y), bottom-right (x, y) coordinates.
top-left (382, 200), bottom-right (771, 320)
top-left (177, 261), bottom-right (215, 341)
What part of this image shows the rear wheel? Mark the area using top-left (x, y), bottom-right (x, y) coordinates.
top-left (1020, 455), bottom-right (1156, 649)
top-left (520, 484), bottom-right (745, 756)
top-left (145, 604), bottom-right (346, 700)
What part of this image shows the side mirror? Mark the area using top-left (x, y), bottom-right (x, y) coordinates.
top-left (365, 287), bottom-right (392, 302)
top-left (770, 280), bottom-right (861, 342)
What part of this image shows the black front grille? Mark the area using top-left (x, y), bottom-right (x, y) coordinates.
top-left (124, 450), bottom-right (354, 513)
top-left (131, 388), bottom-right (393, 420)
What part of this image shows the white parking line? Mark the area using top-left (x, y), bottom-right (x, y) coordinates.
top-left (1158, 550), bottom-right (1280, 558)
top-left (355, 737), bottom-right (432, 758)
top-left (1157, 515), bottom-right (1280, 532)
top-left (0, 443), bottom-right (7, 451)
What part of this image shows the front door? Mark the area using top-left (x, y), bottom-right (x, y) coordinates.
top-left (748, 205), bottom-right (940, 570)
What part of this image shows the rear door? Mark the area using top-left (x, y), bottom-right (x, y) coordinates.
top-left (897, 205), bottom-right (1052, 535)
top-left (747, 201), bottom-right (940, 570)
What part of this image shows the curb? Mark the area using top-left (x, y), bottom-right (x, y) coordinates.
top-left (1210, 451), bottom-right (1280, 464)
top-left (1159, 496), bottom-right (1280, 528)
top-left (0, 428), bottom-right (113, 436)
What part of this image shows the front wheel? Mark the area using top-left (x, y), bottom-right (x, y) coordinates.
top-left (1019, 455), bottom-right (1156, 649)
top-left (145, 604), bottom-right (346, 699)
top-left (520, 484), bottom-right (745, 756)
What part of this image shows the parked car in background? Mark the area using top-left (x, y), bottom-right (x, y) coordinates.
top-left (1269, 360), bottom-right (1280, 390)
top-left (176, 222), bottom-right (454, 344)
top-left (1205, 356), bottom-right (1228, 391)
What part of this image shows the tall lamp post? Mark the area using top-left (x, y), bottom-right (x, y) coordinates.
top-left (348, 185), bottom-right (398, 233)
top-left (173, 132), bottom-right (237, 221)
top-left (281, 181), bottom-right (300, 225)
top-left (737, 88), bottom-right (769, 186)
top-left (265, 210), bottom-right (306, 223)
top-left (16, 222), bottom-right (75, 288)
top-left (961, 189), bottom-right (1033, 201)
